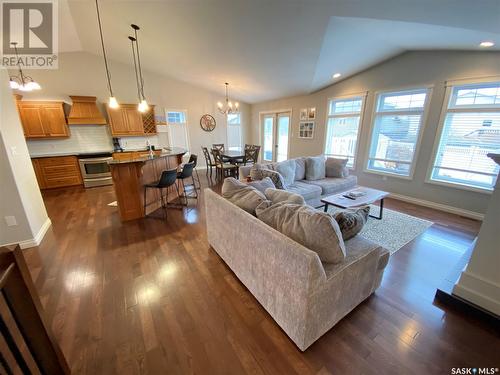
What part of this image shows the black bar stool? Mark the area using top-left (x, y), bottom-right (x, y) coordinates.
top-left (177, 162), bottom-right (198, 205)
top-left (187, 154), bottom-right (201, 190)
top-left (144, 168), bottom-right (179, 218)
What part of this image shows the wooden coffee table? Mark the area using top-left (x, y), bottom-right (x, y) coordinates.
top-left (321, 187), bottom-right (389, 220)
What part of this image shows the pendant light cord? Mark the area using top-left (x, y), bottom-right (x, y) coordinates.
top-left (95, 0), bottom-right (114, 97)
top-left (132, 26), bottom-right (146, 100)
top-left (129, 37), bottom-right (142, 102)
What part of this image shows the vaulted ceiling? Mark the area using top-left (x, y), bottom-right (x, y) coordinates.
top-left (60, 0), bottom-right (500, 103)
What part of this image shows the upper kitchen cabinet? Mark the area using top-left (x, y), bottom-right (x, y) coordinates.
top-left (67, 96), bottom-right (107, 125)
top-left (106, 104), bottom-right (156, 136)
top-left (15, 96), bottom-right (69, 138)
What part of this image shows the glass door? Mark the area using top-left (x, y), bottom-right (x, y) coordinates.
top-left (261, 112), bottom-right (290, 162)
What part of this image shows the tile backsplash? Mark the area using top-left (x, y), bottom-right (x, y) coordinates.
top-left (27, 125), bottom-right (168, 156)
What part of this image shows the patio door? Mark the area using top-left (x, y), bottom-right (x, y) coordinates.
top-left (261, 112), bottom-right (290, 162)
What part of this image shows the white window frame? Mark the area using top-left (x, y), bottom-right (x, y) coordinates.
top-left (364, 86), bottom-right (433, 180)
top-left (425, 77), bottom-right (500, 194)
top-left (166, 109), bottom-right (190, 152)
top-left (323, 92), bottom-right (368, 170)
top-left (258, 109), bottom-right (292, 163)
top-left (226, 113), bottom-right (242, 151)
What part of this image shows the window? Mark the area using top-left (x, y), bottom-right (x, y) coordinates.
top-left (325, 95), bottom-right (364, 167)
top-left (429, 81), bottom-right (500, 191)
top-left (366, 88), bottom-right (429, 177)
top-left (227, 113), bottom-right (242, 150)
top-left (167, 110), bottom-right (189, 150)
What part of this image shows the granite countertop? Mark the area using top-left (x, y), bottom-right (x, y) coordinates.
top-left (107, 147), bottom-right (187, 164)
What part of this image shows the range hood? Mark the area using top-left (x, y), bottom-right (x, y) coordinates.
top-left (68, 96), bottom-right (107, 125)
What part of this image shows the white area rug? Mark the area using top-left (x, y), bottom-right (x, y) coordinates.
top-left (327, 205), bottom-right (433, 254)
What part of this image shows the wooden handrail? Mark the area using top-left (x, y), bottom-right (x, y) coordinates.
top-left (0, 245), bottom-right (70, 374)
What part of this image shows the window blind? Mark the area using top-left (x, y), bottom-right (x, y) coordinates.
top-left (430, 82), bottom-right (500, 191)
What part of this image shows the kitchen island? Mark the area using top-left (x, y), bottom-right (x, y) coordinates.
top-left (108, 147), bottom-right (187, 221)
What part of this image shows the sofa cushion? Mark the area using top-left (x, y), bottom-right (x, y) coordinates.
top-left (325, 157), bottom-right (349, 178)
top-left (221, 177), bottom-right (267, 215)
top-left (276, 159), bottom-right (296, 187)
top-left (249, 162), bottom-right (276, 180)
top-left (264, 188), bottom-right (306, 205)
top-left (294, 157), bottom-right (306, 181)
top-left (260, 169), bottom-right (285, 189)
top-left (248, 177), bottom-right (275, 193)
top-left (286, 181), bottom-right (322, 201)
top-left (330, 206), bottom-right (370, 241)
top-left (301, 175), bottom-right (357, 196)
top-left (256, 202), bottom-right (346, 263)
top-left (305, 156), bottom-right (326, 181)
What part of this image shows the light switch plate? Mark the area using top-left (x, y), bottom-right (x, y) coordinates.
top-left (4, 216), bottom-right (17, 227)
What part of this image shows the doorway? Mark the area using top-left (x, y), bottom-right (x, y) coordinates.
top-left (261, 111), bottom-right (291, 162)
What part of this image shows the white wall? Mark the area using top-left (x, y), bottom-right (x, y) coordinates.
top-left (16, 51), bottom-right (251, 165)
top-left (250, 51), bottom-right (500, 216)
top-left (0, 69), bottom-right (50, 248)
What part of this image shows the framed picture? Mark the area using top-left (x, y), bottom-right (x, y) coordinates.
top-left (300, 108), bottom-right (308, 121)
top-left (308, 107), bottom-right (316, 120)
top-left (299, 121), bottom-right (314, 139)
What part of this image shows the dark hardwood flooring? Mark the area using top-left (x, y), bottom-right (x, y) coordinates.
top-left (22, 176), bottom-right (499, 375)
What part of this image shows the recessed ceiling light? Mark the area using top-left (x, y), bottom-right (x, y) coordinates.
top-left (332, 73), bottom-right (341, 79)
top-left (479, 41), bottom-right (495, 48)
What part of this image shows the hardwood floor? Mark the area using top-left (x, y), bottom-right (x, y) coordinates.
top-left (22, 176), bottom-right (498, 375)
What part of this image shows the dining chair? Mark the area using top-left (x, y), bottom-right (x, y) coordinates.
top-left (212, 149), bottom-right (238, 180)
top-left (177, 162), bottom-right (198, 206)
top-left (143, 168), bottom-right (179, 219)
top-left (212, 143), bottom-right (225, 153)
top-left (202, 146), bottom-right (217, 177)
top-left (242, 145), bottom-right (260, 165)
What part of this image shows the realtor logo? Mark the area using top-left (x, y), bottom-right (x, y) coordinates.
top-left (1, 0), bottom-right (58, 68)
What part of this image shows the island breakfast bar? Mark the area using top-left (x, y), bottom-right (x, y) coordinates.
top-left (108, 148), bottom-right (187, 221)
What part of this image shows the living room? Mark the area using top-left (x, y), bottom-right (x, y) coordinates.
top-left (0, 0), bottom-right (499, 374)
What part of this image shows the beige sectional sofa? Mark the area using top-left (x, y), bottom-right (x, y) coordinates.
top-left (239, 157), bottom-right (357, 207)
top-left (205, 189), bottom-right (390, 351)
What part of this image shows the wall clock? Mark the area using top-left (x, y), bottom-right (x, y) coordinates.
top-left (200, 114), bottom-right (216, 132)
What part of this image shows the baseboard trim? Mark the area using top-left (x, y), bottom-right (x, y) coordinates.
top-left (18, 218), bottom-right (52, 249)
top-left (389, 193), bottom-right (484, 221)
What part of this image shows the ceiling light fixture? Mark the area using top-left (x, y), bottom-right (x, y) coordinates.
top-left (131, 24), bottom-right (149, 113)
top-left (9, 42), bottom-right (41, 91)
top-left (217, 82), bottom-right (239, 115)
top-left (95, 0), bottom-right (118, 108)
top-left (479, 41), bottom-right (495, 48)
top-left (332, 73), bottom-right (341, 79)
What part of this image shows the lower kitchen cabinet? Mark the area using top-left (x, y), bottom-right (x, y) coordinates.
top-left (32, 156), bottom-right (83, 189)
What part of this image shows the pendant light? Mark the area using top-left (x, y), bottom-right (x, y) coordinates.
top-left (9, 42), bottom-right (41, 91)
top-left (95, 0), bottom-right (118, 108)
top-left (217, 83), bottom-right (239, 114)
top-left (130, 24), bottom-right (148, 112)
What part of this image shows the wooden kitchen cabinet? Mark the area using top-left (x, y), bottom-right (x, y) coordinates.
top-left (106, 104), bottom-right (156, 136)
top-left (17, 101), bottom-right (69, 138)
top-left (32, 156), bottom-right (83, 189)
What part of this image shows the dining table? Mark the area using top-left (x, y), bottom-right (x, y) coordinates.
top-left (221, 149), bottom-right (245, 164)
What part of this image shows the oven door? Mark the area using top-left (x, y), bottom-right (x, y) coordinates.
top-left (79, 157), bottom-right (112, 179)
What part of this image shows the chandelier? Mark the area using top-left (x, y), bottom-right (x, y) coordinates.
top-left (217, 82), bottom-right (239, 114)
top-left (9, 42), bottom-right (41, 91)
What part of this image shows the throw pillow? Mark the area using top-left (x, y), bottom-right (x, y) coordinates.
top-left (325, 157), bottom-right (349, 178)
top-left (330, 206), bottom-right (370, 240)
top-left (260, 169), bottom-right (285, 189)
top-left (264, 188), bottom-right (305, 205)
top-left (249, 163), bottom-right (276, 180)
top-left (221, 177), bottom-right (268, 215)
top-left (248, 177), bottom-right (275, 193)
top-left (305, 156), bottom-right (326, 181)
top-left (294, 157), bottom-right (306, 181)
top-left (256, 202), bottom-right (346, 263)
top-left (275, 159), bottom-right (296, 187)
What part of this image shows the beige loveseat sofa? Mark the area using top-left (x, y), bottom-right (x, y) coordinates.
top-left (205, 189), bottom-right (390, 351)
